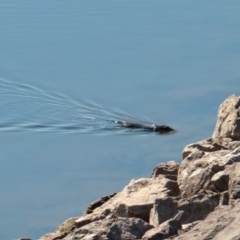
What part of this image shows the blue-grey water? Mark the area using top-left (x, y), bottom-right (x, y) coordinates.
top-left (0, 1), bottom-right (240, 239)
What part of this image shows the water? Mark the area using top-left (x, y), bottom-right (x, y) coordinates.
top-left (0, 77), bottom-right (175, 135)
top-left (0, 1), bottom-right (240, 239)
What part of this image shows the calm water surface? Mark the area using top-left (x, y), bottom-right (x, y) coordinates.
top-left (0, 1), bottom-right (240, 239)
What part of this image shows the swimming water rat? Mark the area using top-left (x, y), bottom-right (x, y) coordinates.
top-left (114, 120), bottom-right (175, 134)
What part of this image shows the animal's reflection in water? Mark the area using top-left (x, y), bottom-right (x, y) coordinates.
top-left (0, 78), bottom-right (176, 135)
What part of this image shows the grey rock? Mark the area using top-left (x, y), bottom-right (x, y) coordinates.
top-left (150, 194), bottom-right (219, 227)
top-left (211, 168), bottom-right (230, 192)
top-left (84, 193), bottom-right (117, 214)
top-left (143, 212), bottom-right (183, 240)
top-left (178, 194), bottom-right (219, 224)
top-left (64, 217), bottom-right (153, 240)
top-left (150, 197), bottom-right (178, 227)
top-left (173, 200), bottom-right (240, 240)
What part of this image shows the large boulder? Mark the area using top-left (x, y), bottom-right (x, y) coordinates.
top-left (178, 147), bottom-right (240, 198)
top-left (213, 94), bottom-right (240, 140)
top-left (143, 211), bottom-right (183, 240)
top-left (64, 217), bottom-right (153, 240)
top-left (75, 163), bottom-right (180, 228)
top-left (173, 200), bottom-right (240, 240)
top-left (149, 194), bottom-right (219, 227)
top-left (150, 160), bottom-right (179, 181)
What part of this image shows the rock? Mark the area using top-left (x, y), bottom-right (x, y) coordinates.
top-left (181, 220), bottom-right (201, 231)
top-left (178, 148), bottom-right (240, 198)
top-left (18, 238), bottom-right (32, 240)
top-left (178, 194), bottom-right (219, 224)
top-left (81, 234), bottom-right (103, 240)
top-left (84, 193), bottom-right (117, 214)
top-left (229, 140), bottom-right (240, 150)
top-left (150, 194), bottom-right (219, 227)
top-left (55, 217), bottom-right (78, 237)
top-left (150, 161), bottom-right (179, 181)
top-left (64, 217), bottom-right (153, 240)
top-left (39, 231), bottom-right (64, 240)
top-left (75, 215), bottom-right (92, 228)
top-left (75, 175), bottom-right (180, 226)
top-left (143, 211), bottom-right (183, 240)
top-left (39, 217), bottom-right (78, 240)
top-left (75, 208), bottom-right (114, 228)
top-left (229, 162), bottom-right (240, 199)
top-left (182, 137), bottom-right (230, 159)
top-left (219, 191), bottom-right (229, 205)
top-left (150, 197), bottom-right (178, 227)
top-left (213, 94), bottom-right (240, 140)
top-left (211, 168), bottom-right (230, 192)
top-left (38, 95), bottom-right (240, 240)
top-left (172, 200), bottom-right (240, 240)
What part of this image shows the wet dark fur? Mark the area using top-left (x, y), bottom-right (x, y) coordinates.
top-left (114, 120), bottom-right (175, 134)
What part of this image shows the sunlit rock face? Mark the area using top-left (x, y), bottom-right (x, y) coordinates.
top-left (213, 94), bottom-right (240, 140)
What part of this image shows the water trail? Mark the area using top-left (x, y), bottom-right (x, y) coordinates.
top-left (0, 77), bottom-right (174, 135)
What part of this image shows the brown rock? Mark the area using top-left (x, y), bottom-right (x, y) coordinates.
top-left (213, 94), bottom-right (240, 140)
top-left (75, 216), bottom-right (92, 228)
top-left (178, 148), bottom-right (240, 198)
top-left (55, 217), bottom-right (78, 237)
top-left (150, 161), bottom-right (179, 181)
top-left (76, 176), bottom-right (180, 225)
top-left (182, 137), bottom-right (230, 159)
top-left (179, 194), bottom-right (219, 224)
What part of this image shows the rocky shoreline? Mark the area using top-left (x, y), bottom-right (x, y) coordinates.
top-left (23, 95), bottom-right (240, 240)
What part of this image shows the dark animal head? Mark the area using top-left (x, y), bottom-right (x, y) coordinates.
top-left (153, 125), bottom-right (175, 134)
